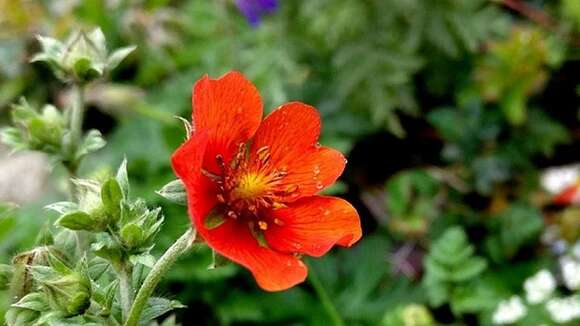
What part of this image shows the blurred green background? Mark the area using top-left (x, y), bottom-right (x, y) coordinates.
top-left (1, 0), bottom-right (579, 325)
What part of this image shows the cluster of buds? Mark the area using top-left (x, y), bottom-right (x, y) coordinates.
top-left (52, 161), bottom-right (163, 262)
top-left (30, 257), bottom-right (92, 317)
top-left (1, 99), bottom-right (67, 155)
top-left (6, 255), bottom-right (92, 324)
top-left (0, 98), bottom-right (106, 164)
top-left (31, 28), bottom-right (135, 84)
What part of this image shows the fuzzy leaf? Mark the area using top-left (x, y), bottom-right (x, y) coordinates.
top-left (156, 179), bottom-right (187, 205)
top-left (139, 297), bottom-right (186, 325)
top-left (55, 211), bottom-right (98, 231)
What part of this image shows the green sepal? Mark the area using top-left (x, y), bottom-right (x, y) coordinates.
top-left (204, 210), bottom-right (226, 230)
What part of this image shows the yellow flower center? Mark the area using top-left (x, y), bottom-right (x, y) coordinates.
top-left (232, 173), bottom-right (268, 200)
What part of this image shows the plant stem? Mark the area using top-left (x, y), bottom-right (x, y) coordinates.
top-left (69, 83), bottom-right (85, 155)
top-left (307, 261), bottom-right (345, 326)
top-left (65, 83), bottom-right (85, 199)
top-left (118, 264), bottom-right (134, 320)
top-left (124, 228), bottom-right (195, 326)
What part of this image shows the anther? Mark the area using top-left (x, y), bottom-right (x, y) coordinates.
top-left (256, 146), bottom-right (271, 164)
top-left (215, 154), bottom-right (225, 169)
top-left (227, 211), bottom-right (238, 219)
top-left (258, 221), bottom-right (268, 230)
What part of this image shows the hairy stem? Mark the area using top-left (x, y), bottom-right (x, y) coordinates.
top-left (69, 83), bottom-right (85, 155)
top-left (307, 261), bottom-right (345, 326)
top-left (118, 264), bottom-right (134, 320)
top-left (64, 83), bottom-right (85, 199)
top-left (124, 228), bottom-right (195, 326)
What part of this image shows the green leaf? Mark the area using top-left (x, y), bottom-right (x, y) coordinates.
top-left (107, 45), bottom-right (137, 70)
top-left (130, 253), bottom-right (156, 268)
top-left (450, 257), bottom-right (487, 282)
top-left (101, 178), bottom-right (123, 221)
top-left (45, 202), bottom-right (78, 215)
top-left (76, 129), bottom-right (106, 159)
top-left (116, 159), bottom-right (130, 198)
top-left (12, 293), bottom-right (49, 312)
top-left (156, 179), bottom-right (187, 205)
top-left (55, 211), bottom-right (100, 231)
top-left (139, 297), bottom-right (186, 325)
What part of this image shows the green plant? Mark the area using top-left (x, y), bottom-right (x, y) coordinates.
top-left (423, 227), bottom-right (488, 314)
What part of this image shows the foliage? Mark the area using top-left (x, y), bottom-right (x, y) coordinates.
top-left (423, 227), bottom-right (488, 314)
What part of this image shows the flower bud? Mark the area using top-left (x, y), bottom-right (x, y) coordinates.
top-left (31, 28), bottom-right (136, 84)
top-left (43, 271), bottom-right (92, 316)
top-left (118, 199), bottom-right (163, 252)
top-left (1, 98), bottom-right (66, 155)
top-left (34, 258), bottom-right (92, 317)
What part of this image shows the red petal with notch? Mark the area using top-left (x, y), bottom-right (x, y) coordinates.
top-left (264, 196), bottom-right (362, 257)
top-left (250, 102), bottom-right (346, 199)
top-left (193, 71), bottom-right (263, 172)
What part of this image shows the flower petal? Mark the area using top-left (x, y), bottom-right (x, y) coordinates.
top-left (171, 131), bottom-right (219, 224)
top-left (193, 71), bottom-right (263, 172)
top-left (264, 196), bottom-right (362, 257)
top-left (250, 102), bottom-right (346, 199)
top-left (198, 219), bottom-right (308, 291)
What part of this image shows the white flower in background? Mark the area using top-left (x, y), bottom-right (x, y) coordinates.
top-left (524, 270), bottom-right (556, 304)
top-left (561, 256), bottom-right (580, 290)
top-left (572, 241), bottom-right (580, 259)
top-left (493, 296), bottom-right (527, 325)
top-left (546, 296), bottom-right (580, 324)
top-left (541, 164), bottom-right (579, 194)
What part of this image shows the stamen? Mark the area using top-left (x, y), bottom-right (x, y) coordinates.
top-left (215, 154), bottom-right (225, 169)
top-left (227, 211), bottom-right (238, 219)
top-left (256, 146), bottom-right (271, 165)
top-left (258, 220), bottom-right (268, 230)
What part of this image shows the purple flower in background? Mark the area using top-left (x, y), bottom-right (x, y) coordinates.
top-left (236, 0), bottom-right (278, 26)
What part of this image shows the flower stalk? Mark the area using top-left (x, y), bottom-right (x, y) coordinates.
top-left (307, 262), bottom-right (345, 326)
top-left (118, 264), bottom-right (134, 320)
top-left (124, 228), bottom-right (195, 326)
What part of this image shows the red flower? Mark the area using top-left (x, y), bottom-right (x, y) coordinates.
top-left (171, 71), bottom-right (362, 291)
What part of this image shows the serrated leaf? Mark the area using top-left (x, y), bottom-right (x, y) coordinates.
top-left (450, 258), bottom-right (487, 282)
top-left (88, 257), bottom-right (110, 280)
top-left (130, 253), bottom-right (156, 268)
top-left (139, 297), bottom-right (185, 325)
top-left (156, 179), bottom-right (187, 205)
